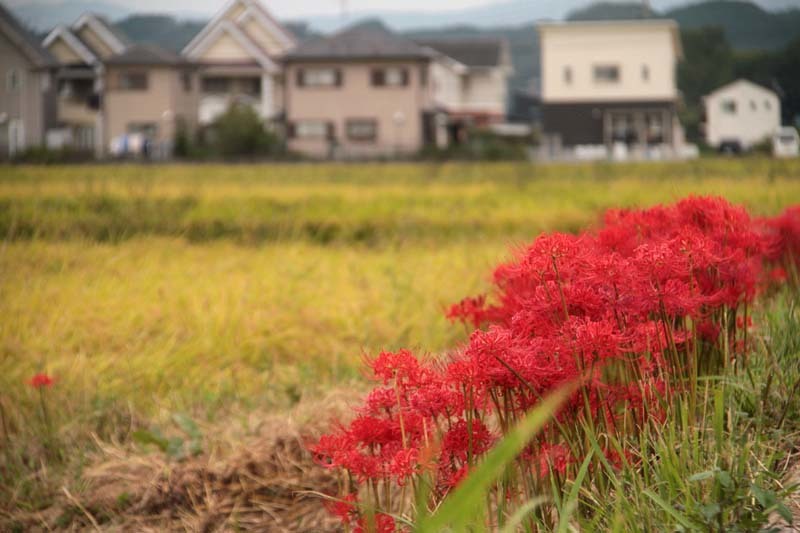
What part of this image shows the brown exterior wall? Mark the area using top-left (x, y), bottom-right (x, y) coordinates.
top-left (104, 65), bottom-right (198, 151)
top-left (284, 60), bottom-right (432, 158)
top-left (542, 100), bottom-right (676, 146)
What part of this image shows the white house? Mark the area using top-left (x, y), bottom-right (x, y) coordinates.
top-left (182, 0), bottom-right (296, 126)
top-left (703, 79), bottom-right (781, 151)
top-left (538, 20), bottom-right (685, 158)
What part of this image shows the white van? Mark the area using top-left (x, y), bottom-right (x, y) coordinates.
top-left (774, 127), bottom-right (800, 158)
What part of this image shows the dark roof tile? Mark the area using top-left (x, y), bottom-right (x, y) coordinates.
top-left (285, 24), bottom-right (432, 61)
top-left (415, 38), bottom-right (505, 68)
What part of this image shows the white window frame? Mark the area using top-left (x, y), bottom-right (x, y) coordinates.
top-left (302, 68), bottom-right (339, 88)
top-left (295, 120), bottom-right (329, 139)
top-left (346, 119), bottom-right (378, 142)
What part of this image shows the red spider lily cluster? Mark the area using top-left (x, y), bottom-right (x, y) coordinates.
top-left (312, 197), bottom-right (800, 531)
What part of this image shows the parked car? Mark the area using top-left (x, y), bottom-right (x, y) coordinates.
top-left (773, 127), bottom-right (800, 158)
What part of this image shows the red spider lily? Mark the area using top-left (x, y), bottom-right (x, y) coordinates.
top-left (313, 197), bottom-right (800, 529)
top-left (28, 373), bottom-right (54, 388)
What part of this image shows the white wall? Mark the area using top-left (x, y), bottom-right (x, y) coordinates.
top-left (463, 68), bottom-right (507, 115)
top-left (540, 22), bottom-right (679, 103)
top-left (704, 80), bottom-right (781, 149)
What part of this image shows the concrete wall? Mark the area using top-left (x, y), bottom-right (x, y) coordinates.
top-left (540, 22), bottom-right (679, 103)
top-left (704, 80), bottom-right (781, 149)
top-left (285, 60), bottom-right (431, 158)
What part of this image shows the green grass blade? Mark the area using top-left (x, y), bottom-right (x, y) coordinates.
top-left (417, 381), bottom-right (577, 532)
top-left (642, 489), bottom-right (696, 530)
top-left (557, 449), bottom-right (595, 533)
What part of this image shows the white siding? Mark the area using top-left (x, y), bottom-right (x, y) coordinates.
top-left (540, 22), bottom-right (679, 103)
top-left (704, 80), bottom-right (781, 149)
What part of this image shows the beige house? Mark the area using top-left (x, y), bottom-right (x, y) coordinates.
top-left (0, 3), bottom-right (57, 158)
top-left (703, 79), bottom-right (781, 151)
top-left (538, 20), bottom-right (685, 159)
top-left (284, 25), bottom-right (512, 158)
top-left (182, 0), bottom-right (296, 127)
top-left (104, 45), bottom-right (198, 158)
top-left (42, 13), bottom-right (130, 156)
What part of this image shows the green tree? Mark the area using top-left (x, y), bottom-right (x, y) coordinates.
top-left (677, 27), bottom-right (735, 142)
top-left (209, 103), bottom-right (281, 159)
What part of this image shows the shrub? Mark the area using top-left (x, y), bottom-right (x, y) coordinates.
top-left (311, 197), bottom-right (800, 531)
top-left (205, 103), bottom-right (282, 159)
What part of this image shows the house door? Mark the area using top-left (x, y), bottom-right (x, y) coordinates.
top-left (8, 119), bottom-right (25, 157)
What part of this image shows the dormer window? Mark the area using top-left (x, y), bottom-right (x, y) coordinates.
top-left (642, 65), bottom-right (650, 82)
top-left (563, 66), bottom-right (573, 85)
top-left (594, 65), bottom-right (620, 83)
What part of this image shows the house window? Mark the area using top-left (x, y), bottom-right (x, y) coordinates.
top-left (118, 71), bottom-right (148, 91)
top-left (721, 100), bottom-right (737, 114)
top-left (293, 120), bottom-right (330, 139)
top-left (594, 65), bottom-right (620, 83)
top-left (750, 100), bottom-right (757, 111)
top-left (202, 77), bottom-right (230, 93)
top-left (371, 67), bottom-right (409, 87)
top-left (764, 100), bottom-right (772, 110)
top-left (346, 119), bottom-right (378, 142)
top-left (181, 72), bottom-right (192, 92)
top-left (642, 65), bottom-right (650, 82)
top-left (297, 68), bottom-right (341, 88)
top-left (6, 69), bottom-right (20, 91)
top-left (563, 66), bottom-right (572, 85)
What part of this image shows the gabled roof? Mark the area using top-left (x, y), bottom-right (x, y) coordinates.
top-left (0, 2), bottom-right (57, 68)
top-left (72, 13), bottom-right (130, 54)
top-left (43, 24), bottom-right (98, 65)
top-left (285, 24), bottom-right (434, 62)
top-left (704, 79), bottom-right (779, 101)
top-left (416, 38), bottom-right (507, 68)
top-left (105, 44), bottom-right (187, 66)
top-left (43, 13), bottom-right (131, 66)
top-left (182, 0), bottom-right (295, 60)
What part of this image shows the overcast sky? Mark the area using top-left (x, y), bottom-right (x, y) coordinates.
top-left (5, 0), bottom-right (498, 18)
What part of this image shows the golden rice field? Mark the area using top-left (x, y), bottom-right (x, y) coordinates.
top-left (2, 159), bottom-right (800, 524)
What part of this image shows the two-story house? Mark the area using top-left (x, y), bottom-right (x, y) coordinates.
top-left (703, 79), bottom-right (781, 152)
top-left (283, 25), bottom-right (439, 158)
top-left (182, 0), bottom-right (296, 127)
top-left (42, 13), bottom-right (130, 156)
top-left (283, 24), bottom-right (513, 158)
top-left (0, 2), bottom-right (57, 158)
top-left (538, 20), bottom-right (684, 159)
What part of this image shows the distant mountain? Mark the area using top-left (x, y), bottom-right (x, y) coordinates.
top-left (8, 0), bottom-right (800, 33)
top-left (115, 15), bottom-right (204, 52)
top-left (11, 0), bottom-right (131, 31)
top-left (665, 0), bottom-right (800, 50)
top-left (568, 2), bottom-right (661, 20)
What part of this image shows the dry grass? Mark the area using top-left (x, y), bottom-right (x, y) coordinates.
top-left (6, 390), bottom-right (361, 532)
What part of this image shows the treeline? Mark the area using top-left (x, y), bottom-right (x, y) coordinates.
top-left (678, 28), bottom-right (800, 141)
